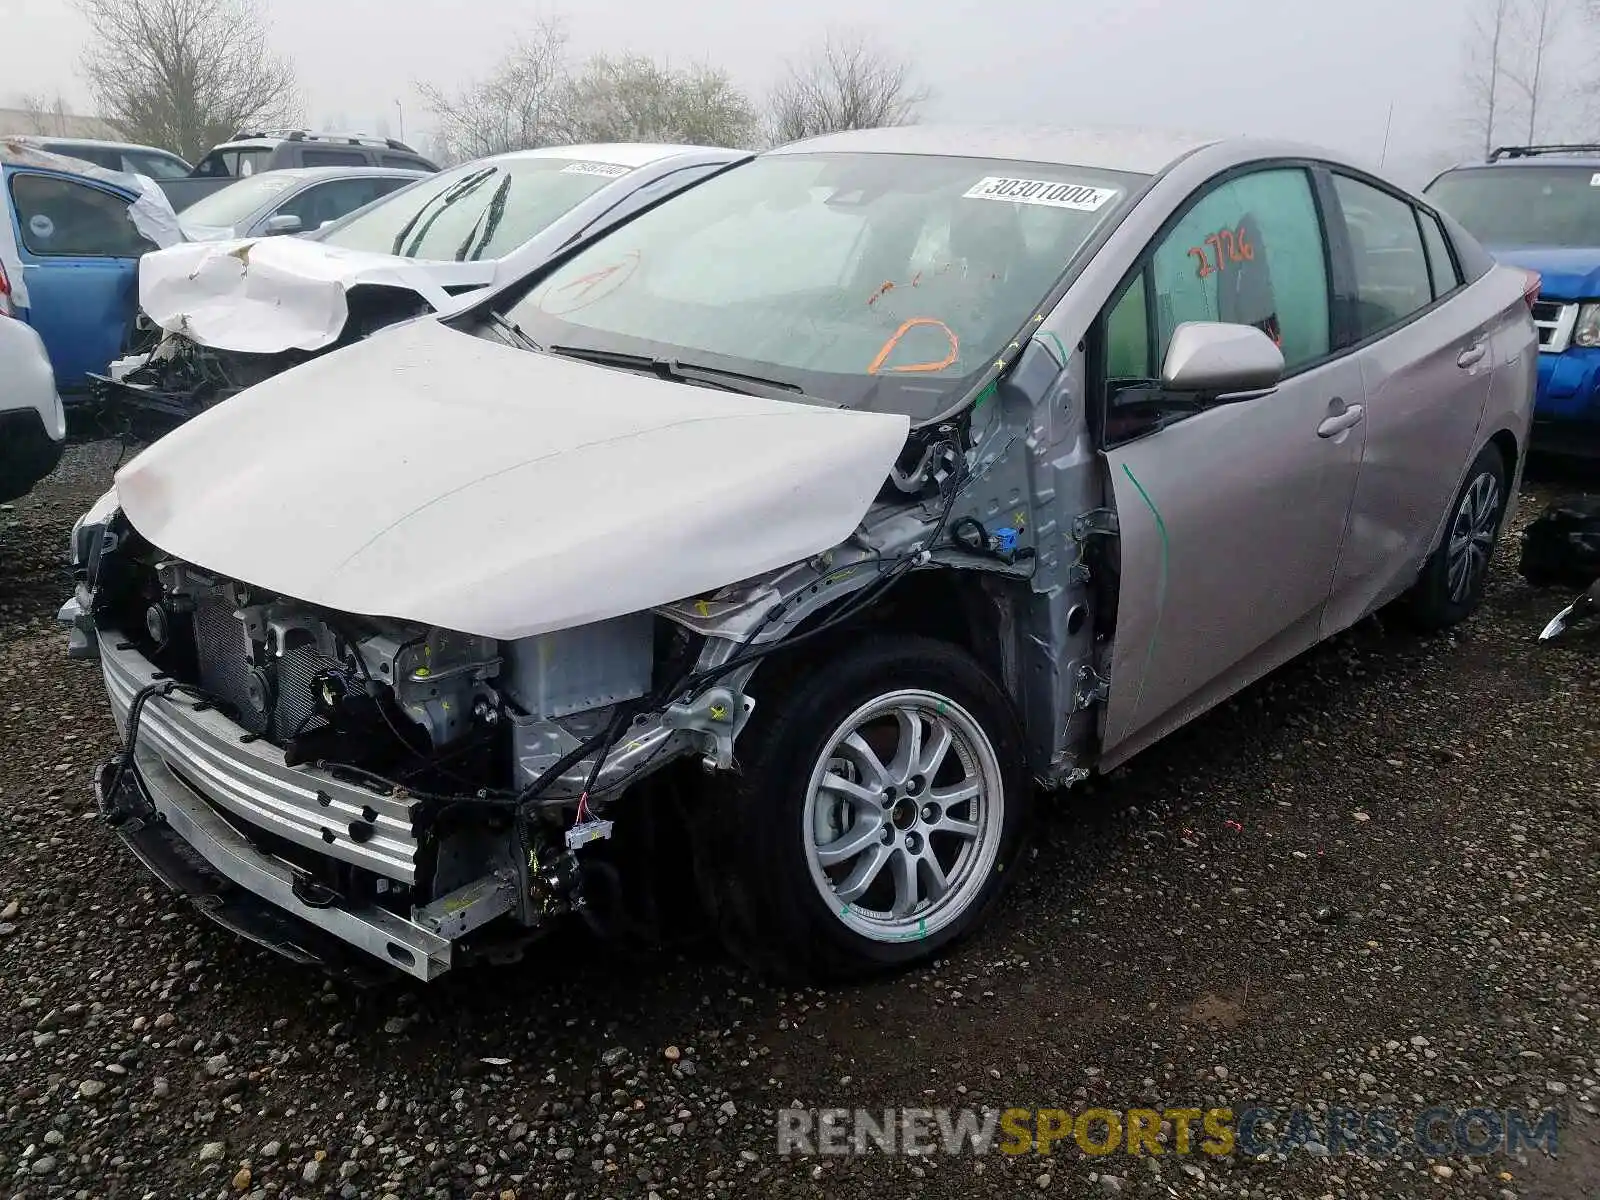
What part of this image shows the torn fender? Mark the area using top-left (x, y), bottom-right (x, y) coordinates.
top-left (138, 237), bottom-right (499, 355)
top-left (114, 319), bottom-right (912, 640)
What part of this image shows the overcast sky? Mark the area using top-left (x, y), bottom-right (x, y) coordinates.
top-left (0, 0), bottom-right (1571, 186)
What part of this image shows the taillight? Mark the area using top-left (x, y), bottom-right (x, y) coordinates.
top-left (1521, 268), bottom-right (1542, 311)
top-left (0, 260), bottom-right (12, 318)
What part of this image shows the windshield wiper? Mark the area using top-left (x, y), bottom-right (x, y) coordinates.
top-left (548, 344), bottom-right (806, 400)
top-left (455, 173), bottom-right (512, 262)
top-left (484, 310), bottom-right (542, 352)
top-left (389, 166), bottom-right (496, 257)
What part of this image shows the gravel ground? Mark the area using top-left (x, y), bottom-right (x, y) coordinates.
top-left (1, 442), bottom-right (1597, 1200)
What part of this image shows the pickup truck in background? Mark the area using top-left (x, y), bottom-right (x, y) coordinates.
top-left (155, 129), bottom-right (440, 212)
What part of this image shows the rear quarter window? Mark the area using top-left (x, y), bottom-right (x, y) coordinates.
top-left (193, 147), bottom-right (273, 178)
top-left (299, 149), bottom-right (370, 167)
top-left (1418, 209), bottom-right (1462, 299)
top-left (1433, 207), bottom-right (1494, 284)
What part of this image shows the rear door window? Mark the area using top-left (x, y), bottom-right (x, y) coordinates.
top-left (122, 150), bottom-right (191, 180)
top-left (41, 144), bottom-right (119, 170)
top-left (9, 172), bottom-right (157, 257)
top-left (1332, 174), bottom-right (1436, 340)
top-left (274, 178), bottom-right (402, 229)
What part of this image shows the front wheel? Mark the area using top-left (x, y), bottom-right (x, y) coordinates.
top-left (1402, 443), bottom-right (1508, 630)
top-left (703, 635), bottom-right (1032, 982)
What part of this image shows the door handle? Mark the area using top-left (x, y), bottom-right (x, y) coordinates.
top-left (1316, 403), bottom-right (1365, 438)
top-left (1457, 343), bottom-right (1487, 369)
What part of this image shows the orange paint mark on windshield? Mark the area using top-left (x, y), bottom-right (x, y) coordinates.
top-left (538, 250), bottom-right (641, 315)
top-left (867, 318), bottom-right (960, 375)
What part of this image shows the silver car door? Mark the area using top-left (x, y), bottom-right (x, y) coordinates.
top-left (1096, 166), bottom-right (1365, 769)
top-left (1321, 176), bottom-right (1519, 630)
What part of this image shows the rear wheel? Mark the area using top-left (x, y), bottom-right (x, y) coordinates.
top-left (703, 635), bottom-right (1032, 982)
top-left (1402, 443), bottom-right (1508, 630)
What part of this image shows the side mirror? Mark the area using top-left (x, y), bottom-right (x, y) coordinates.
top-left (1160, 321), bottom-right (1284, 402)
top-left (263, 213), bottom-right (303, 235)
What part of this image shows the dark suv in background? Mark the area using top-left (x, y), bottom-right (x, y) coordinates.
top-left (1426, 143), bottom-right (1600, 458)
top-left (159, 129), bottom-right (439, 211)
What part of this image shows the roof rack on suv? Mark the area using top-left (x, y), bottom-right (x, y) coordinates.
top-left (1489, 143), bottom-right (1600, 161)
top-left (229, 128), bottom-right (421, 154)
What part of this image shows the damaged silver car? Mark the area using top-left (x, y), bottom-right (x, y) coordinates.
top-left (91, 143), bottom-right (747, 440)
top-left (64, 127), bottom-right (1536, 983)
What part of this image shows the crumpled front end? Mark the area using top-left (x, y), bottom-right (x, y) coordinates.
top-left (63, 315), bottom-right (929, 980)
top-left (139, 237), bottom-right (470, 355)
top-left (66, 508), bottom-right (727, 980)
top-left (86, 237), bottom-right (500, 437)
top-left (63, 477), bottom-right (944, 980)
top-left (87, 334), bottom-right (304, 442)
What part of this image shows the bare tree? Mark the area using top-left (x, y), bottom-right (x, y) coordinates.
top-left (556, 56), bottom-right (758, 147)
top-left (18, 92), bottom-right (73, 137)
top-left (75, 0), bottom-right (299, 161)
top-left (1505, 0), bottom-right (1572, 141)
top-left (417, 19), bottom-right (571, 161)
top-left (766, 30), bottom-right (929, 145)
top-left (1462, 0), bottom-right (1520, 155)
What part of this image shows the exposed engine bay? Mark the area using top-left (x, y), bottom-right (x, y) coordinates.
top-left (85, 286), bottom-right (437, 439)
top-left (85, 513), bottom-right (732, 946)
top-left (86, 335), bottom-right (303, 440)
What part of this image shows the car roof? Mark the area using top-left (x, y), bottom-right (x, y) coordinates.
top-left (1440, 156), bottom-right (1600, 171)
top-left (3, 133), bottom-right (182, 158)
top-left (481, 142), bottom-right (741, 168)
top-left (241, 166), bottom-right (429, 182)
top-left (764, 124), bottom-right (1224, 175)
top-left (210, 138), bottom-right (295, 151)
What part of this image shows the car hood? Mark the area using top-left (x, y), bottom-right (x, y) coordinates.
top-left (1486, 246), bottom-right (1600, 301)
top-left (138, 236), bottom-right (500, 354)
top-left (113, 319), bottom-right (912, 640)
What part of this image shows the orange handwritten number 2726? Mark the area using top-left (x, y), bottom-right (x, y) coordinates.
top-left (1187, 225), bottom-right (1256, 278)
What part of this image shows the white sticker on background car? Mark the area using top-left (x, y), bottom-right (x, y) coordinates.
top-left (28, 213), bottom-right (54, 240)
top-left (1591, 172), bottom-right (1600, 186)
top-left (963, 177), bottom-right (1119, 211)
top-left (560, 162), bottom-right (631, 177)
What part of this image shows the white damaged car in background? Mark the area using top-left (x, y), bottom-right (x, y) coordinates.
top-left (0, 314), bottom-right (67, 504)
top-left (62, 126), bottom-right (1535, 984)
top-left (93, 143), bottom-right (748, 439)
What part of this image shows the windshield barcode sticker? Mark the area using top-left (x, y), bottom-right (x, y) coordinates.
top-left (963, 177), bottom-right (1119, 211)
top-left (560, 161), bottom-right (631, 177)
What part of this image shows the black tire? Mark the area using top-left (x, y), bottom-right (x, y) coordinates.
top-left (1402, 443), bottom-right (1509, 630)
top-left (702, 634), bottom-right (1033, 983)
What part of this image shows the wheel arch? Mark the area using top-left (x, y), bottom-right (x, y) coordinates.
top-left (744, 566), bottom-right (1026, 712)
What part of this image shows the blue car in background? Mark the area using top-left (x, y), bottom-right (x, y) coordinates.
top-left (1426, 145), bottom-right (1600, 458)
top-left (1, 141), bottom-right (179, 402)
